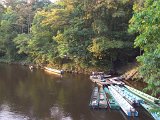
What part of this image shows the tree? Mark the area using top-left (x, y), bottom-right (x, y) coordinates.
top-left (87, 0), bottom-right (136, 70)
top-left (36, 0), bottom-right (136, 70)
top-left (129, 0), bottom-right (160, 96)
top-left (0, 0), bottom-right (139, 73)
top-left (0, 7), bottom-right (18, 61)
top-left (28, 10), bottom-right (58, 64)
top-left (13, 33), bottom-right (31, 55)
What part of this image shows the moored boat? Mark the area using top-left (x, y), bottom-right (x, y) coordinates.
top-left (112, 85), bottom-right (144, 106)
top-left (89, 86), bottom-right (99, 109)
top-left (140, 102), bottom-right (160, 120)
top-left (125, 85), bottom-right (160, 104)
top-left (103, 74), bottom-right (111, 78)
top-left (44, 67), bottom-right (64, 75)
top-left (90, 76), bottom-right (112, 86)
top-left (109, 78), bottom-right (125, 86)
top-left (104, 87), bottom-right (120, 109)
top-left (108, 85), bottom-right (138, 117)
top-left (99, 87), bottom-right (108, 109)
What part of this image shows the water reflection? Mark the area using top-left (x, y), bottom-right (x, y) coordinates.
top-left (0, 64), bottom-right (155, 120)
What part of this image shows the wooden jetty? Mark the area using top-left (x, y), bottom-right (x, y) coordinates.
top-left (125, 85), bottom-right (160, 104)
top-left (104, 87), bottom-right (120, 110)
top-left (108, 85), bottom-right (138, 117)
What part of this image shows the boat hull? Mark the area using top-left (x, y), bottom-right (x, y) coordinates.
top-left (89, 87), bottom-right (99, 109)
top-left (125, 85), bottom-right (160, 104)
top-left (44, 67), bottom-right (64, 75)
top-left (141, 103), bottom-right (160, 120)
top-left (99, 88), bottom-right (108, 109)
top-left (104, 87), bottom-right (120, 110)
top-left (108, 86), bottom-right (138, 117)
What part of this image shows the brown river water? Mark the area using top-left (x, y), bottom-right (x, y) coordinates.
top-left (0, 63), bottom-right (154, 120)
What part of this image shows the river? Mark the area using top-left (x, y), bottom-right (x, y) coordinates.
top-left (0, 64), bottom-right (154, 120)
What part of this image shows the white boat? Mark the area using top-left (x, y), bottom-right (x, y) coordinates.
top-left (109, 78), bottom-right (125, 86)
top-left (90, 76), bottom-right (112, 86)
top-left (112, 85), bottom-right (144, 106)
top-left (104, 87), bottom-right (120, 109)
top-left (44, 67), bottom-right (64, 75)
top-left (103, 74), bottom-right (111, 78)
top-left (108, 85), bottom-right (138, 117)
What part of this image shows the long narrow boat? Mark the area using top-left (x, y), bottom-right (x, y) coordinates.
top-left (89, 86), bottom-right (99, 109)
top-left (109, 78), bottom-right (125, 86)
top-left (112, 85), bottom-right (144, 106)
top-left (44, 67), bottom-right (64, 75)
top-left (108, 86), bottom-right (138, 117)
top-left (90, 76), bottom-right (112, 86)
top-left (125, 85), bottom-right (160, 104)
top-left (140, 102), bottom-right (160, 120)
top-left (99, 87), bottom-right (108, 109)
top-left (104, 87), bottom-right (120, 109)
top-left (90, 76), bottom-right (103, 86)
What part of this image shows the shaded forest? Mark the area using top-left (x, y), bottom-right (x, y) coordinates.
top-left (0, 0), bottom-right (159, 96)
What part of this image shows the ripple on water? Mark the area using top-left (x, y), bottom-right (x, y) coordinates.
top-left (50, 105), bottom-right (73, 120)
top-left (0, 104), bottom-right (29, 120)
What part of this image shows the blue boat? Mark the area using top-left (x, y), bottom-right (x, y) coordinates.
top-left (89, 87), bottom-right (99, 109)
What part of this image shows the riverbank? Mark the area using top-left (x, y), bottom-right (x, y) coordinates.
top-left (0, 58), bottom-right (142, 76)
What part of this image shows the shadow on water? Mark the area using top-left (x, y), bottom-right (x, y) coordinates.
top-left (0, 63), bottom-right (155, 120)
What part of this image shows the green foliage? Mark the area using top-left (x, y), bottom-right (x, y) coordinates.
top-left (53, 32), bottom-right (69, 58)
top-left (0, 7), bottom-right (18, 60)
top-left (92, 19), bottom-right (108, 35)
top-left (89, 36), bottom-right (132, 57)
top-left (129, 0), bottom-right (160, 95)
top-left (14, 33), bottom-right (30, 54)
top-left (0, 0), bottom-right (137, 71)
top-left (29, 10), bottom-right (58, 64)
